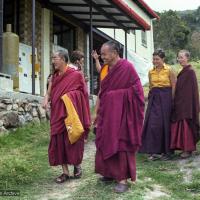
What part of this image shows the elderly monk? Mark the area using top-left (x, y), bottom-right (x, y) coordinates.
top-left (95, 41), bottom-right (145, 193)
top-left (43, 50), bottom-right (90, 183)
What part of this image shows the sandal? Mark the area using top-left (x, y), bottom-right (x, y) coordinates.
top-left (180, 152), bottom-right (192, 159)
top-left (55, 173), bottom-right (70, 184)
top-left (148, 154), bottom-right (161, 161)
top-left (74, 166), bottom-right (82, 179)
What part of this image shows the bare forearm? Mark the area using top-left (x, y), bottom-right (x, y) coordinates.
top-left (95, 59), bottom-right (101, 73)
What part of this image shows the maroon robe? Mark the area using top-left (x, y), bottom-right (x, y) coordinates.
top-left (171, 65), bottom-right (200, 151)
top-left (48, 67), bottom-right (91, 166)
top-left (95, 59), bottom-right (144, 181)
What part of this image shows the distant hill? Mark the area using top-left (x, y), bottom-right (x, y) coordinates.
top-left (178, 7), bottom-right (200, 31)
top-left (153, 7), bottom-right (200, 62)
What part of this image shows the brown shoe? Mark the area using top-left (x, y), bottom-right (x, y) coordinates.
top-left (55, 173), bottom-right (70, 184)
top-left (114, 183), bottom-right (128, 193)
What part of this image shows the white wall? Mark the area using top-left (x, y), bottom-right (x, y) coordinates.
top-left (98, 0), bottom-right (155, 63)
top-left (41, 8), bottom-right (51, 96)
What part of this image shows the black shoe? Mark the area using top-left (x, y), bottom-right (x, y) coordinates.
top-left (73, 166), bottom-right (82, 179)
top-left (99, 177), bottom-right (114, 183)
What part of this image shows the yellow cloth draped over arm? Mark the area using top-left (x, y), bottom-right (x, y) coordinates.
top-left (61, 94), bottom-right (84, 144)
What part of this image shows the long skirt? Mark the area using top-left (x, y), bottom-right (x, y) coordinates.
top-left (139, 87), bottom-right (172, 154)
top-left (171, 119), bottom-right (196, 152)
top-left (95, 149), bottom-right (136, 182)
top-left (48, 131), bottom-right (84, 166)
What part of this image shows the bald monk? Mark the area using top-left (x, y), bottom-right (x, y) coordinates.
top-left (95, 41), bottom-right (145, 193)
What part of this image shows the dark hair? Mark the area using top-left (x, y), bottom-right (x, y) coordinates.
top-left (103, 40), bottom-right (121, 54)
top-left (70, 50), bottom-right (84, 64)
top-left (153, 49), bottom-right (165, 59)
top-left (55, 49), bottom-right (69, 63)
top-left (178, 49), bottom-right (190, 59)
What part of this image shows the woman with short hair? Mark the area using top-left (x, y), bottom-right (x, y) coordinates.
top-left (140, 49), bottom-right (176, 161)
top-left (170, 50), bottom-right (200, 158)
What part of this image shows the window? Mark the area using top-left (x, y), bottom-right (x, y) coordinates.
top-left (53, 15), bottom-right (76, 55)
top-left (141, 30), bottom-right (147, 47)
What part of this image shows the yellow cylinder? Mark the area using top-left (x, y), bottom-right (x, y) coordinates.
top-left (3, 24), bottom-right (19, 89)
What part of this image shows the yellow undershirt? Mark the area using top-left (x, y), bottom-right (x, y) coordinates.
top-left (100, 65), bottom-right (109, 81)
top-left (149, 63), bottom-right (172, 88)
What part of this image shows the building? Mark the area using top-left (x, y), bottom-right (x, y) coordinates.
top-left (0, 0), bottom-right (159, 96)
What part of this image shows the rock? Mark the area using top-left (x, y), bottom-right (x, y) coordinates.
top-left (1, 111), bottom-right (20, 128)
top-left (12, 104), bottom-right (18, 111)
top-left (17, 101), bottom-right (24, 107)
top-left (0, 103), bottom-right (5, 111)
top-left (18, 107), bottom-right (25, 113)
top-left (32, 108), bottom-right (38, 117)
top-left (6, 104), bottom-right (12, 111)
top-left (21, 99), bottom-right (28, 104)
top-left (2, 99), bottom-right (13, 104)
top-left (37, 105), bottom-right (46, 118)
top-left (24, 113), bottom-right (33, 122)
top-left (24, 104), bottom-right (32, 112)
top-left (31, 103), bottom-right (37, 107)
top-left (18, 115), bottom-right (26, 126)
top-left (0, 120), bottom-right (3, 127)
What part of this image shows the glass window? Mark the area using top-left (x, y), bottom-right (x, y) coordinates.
top-left (141, 30), bottom-right (147, 47)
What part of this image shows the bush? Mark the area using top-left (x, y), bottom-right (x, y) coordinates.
top-left (165, 49), bottom-right (177, 65)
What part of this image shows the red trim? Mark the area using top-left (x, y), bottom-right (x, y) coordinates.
top-left (136, 0), bottom-right (160, 19)
top-left (112, 0), bottom-right (151, 30)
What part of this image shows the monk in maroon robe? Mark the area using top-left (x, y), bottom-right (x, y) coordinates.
top-left (95, 41), bottom-right (144, 193)
top-left (43, 50), bottom-right (90, 183)
top-left (171, 50), bottom-right (200, 158)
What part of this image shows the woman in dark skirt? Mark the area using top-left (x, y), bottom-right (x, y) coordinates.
top-left (171, 50), bottom-right (200, 158)
top-left (140, 49), bottom-right (176, 160)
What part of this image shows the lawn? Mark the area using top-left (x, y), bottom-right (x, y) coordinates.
top-left (0, 122), bottom-right (200, 200)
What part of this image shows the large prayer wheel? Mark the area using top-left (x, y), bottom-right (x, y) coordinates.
top-left (3, 24), bottom-right (19, 89)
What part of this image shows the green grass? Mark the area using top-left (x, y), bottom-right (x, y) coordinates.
top-left (0, 121), bottom-right (53, 199)
top-left (0, 120), bottom-right (200, 200)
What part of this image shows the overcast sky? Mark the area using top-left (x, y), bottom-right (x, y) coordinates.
top-left (144, 0), bottom-right (200, 12)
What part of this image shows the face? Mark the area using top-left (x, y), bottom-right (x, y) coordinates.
top-left (100, 45), bottom-right (116, 65)
top-left (52, 53), bottom-right (65, 71)
top-left (75, 57), bottom-right (84, 70)
top-left (177, 52), bottom-right (189, 67)
top-left (153, 55), bottom-right (164, 67)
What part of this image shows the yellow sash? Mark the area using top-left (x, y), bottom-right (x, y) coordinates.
top-left (100, 65), bottom-right (109, 81)
top-left (61, 94), bottom-right (84, 144)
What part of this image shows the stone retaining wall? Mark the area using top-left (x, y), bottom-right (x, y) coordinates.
top-left (0, 90), bottom-right (48, 133)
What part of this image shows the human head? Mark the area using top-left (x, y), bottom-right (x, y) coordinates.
top-left (52, 50), bottom-right (69, 71)
top-left (70, 50), bottom-right (84, 71)
top-left (152, 49), bottom-right (165, 67)
top-left (100, 41), bottom-right (121, 66)
top-left (177, 49), bottom-right (190, 67)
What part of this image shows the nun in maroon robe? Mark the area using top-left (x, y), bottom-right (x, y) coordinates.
top-left (171, 50), bottom-right (200, 158)
top-left (48, 52), bottom-right (90, 182)
top-left (95, 41), bottom-right (144, 193)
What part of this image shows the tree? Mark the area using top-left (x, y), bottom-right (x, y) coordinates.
top-left (153, 10), bottom-right (190, 62)
top-left (188, 31), bottom-right (200, 60)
